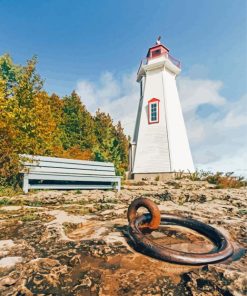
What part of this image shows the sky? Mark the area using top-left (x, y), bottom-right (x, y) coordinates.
top-left (0, 0), bottom-right (247, 176)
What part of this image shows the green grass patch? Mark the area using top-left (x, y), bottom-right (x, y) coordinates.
top-left (21, 213), bottom-right (39, 222)
top-left (238, 209), bottom-right (247, 216)
top-left (25, 200), bottom-right (43, 207)
top-left (96, 203), bottom-right (114, 211)
top-left (0, 185), bottom-right (22, 197)
top-left (0, 197), bottom-right (12, 206)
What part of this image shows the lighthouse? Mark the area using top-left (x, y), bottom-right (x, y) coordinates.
top-left (129, 38), bottom-right (194, 180)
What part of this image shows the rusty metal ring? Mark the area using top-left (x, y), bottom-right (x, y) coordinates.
top-left (127, 197), bottom-right (161, 230)
top-left (128, 198), bottom-right (234, 265)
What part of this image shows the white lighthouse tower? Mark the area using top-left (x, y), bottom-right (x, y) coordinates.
top-left (129, 38), bottom-right (194, 180)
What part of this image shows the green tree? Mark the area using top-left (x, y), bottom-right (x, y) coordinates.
top-left (113, 121), bottom-right (129, 175)
top-left (0, 54), bottom-right (21, 98)
top-left (94, 110), bottom-right (115, 162)
top-left (61, 91), bottom-right (96, 153)
top-left (93, 110), bottom-right (129, 175)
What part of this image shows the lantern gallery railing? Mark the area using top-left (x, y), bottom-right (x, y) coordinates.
top-left (167, 53), bottom-right (181, 68)
top-left (138, 53), bottom-right (181, 71)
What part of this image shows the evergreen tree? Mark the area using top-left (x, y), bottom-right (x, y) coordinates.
top-left (94, 110), bottom-right (115, 162)
top-left (93, 110), bottom-right (129, 175)
top-left (60, 91), bottom-right (96, 158)
top-left (113, 121), bottom-right (129, 175)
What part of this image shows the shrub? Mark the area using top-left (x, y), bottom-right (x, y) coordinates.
top-left (186, 170), bottom-right (246, 189)
top-left (206, 172), bottom-right (247, 189)
top-left (155, 176), bottom-right (160, 181)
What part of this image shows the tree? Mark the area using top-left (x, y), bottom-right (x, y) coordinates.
top-left (93, 110), bottom-right (129, 175)
top-left (0, 53), bottom-right (129, 187)
top-left (0, 73), bottom-right (20, 185)
top-left (0, 54), bottom-right (21, 98)
top-left (10, 57), bottom-right (61, 155)
top-left (0, 55), bottom-right (63, 184)
top-left (94, 110), bottom-right (115, 162)
top-left (60, 91), bottom-right (96, 159)
top-left (112, 121), bottom-right (129, 175)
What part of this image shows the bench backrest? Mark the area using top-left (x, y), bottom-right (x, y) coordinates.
top-left (20, 155), bottom-right (116, 177)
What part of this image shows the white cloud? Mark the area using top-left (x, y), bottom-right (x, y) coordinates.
top-left (76, 69), bottom-right (247, 177)
top-left (76, 70), bottom-right (139, 137)
top-left (177, 78), bottom-right (226, 114)
top-left (178, 78), bottom-right (247, 176)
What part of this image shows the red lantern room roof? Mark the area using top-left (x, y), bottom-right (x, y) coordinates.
top-left (146, 44), bottom-right (169, 59)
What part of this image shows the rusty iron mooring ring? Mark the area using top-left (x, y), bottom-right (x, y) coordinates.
top-left (127, 198), bottom-right (234, 265)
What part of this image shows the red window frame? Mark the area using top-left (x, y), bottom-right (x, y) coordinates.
top-left (148, 98), bottom-right (160, 124)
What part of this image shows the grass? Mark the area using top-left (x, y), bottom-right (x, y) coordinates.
top-left (174, 171), bottom-right (185, 180)
top-left (0, 196), bottom-right (43, 208)
top-left (188, 171), bottom-right (202, 181)
top-left (63, 206), bottom-right (90, 215)
top-left (25, 200), bottom-right (43, 207)
top-left (21, 213), bottom-right (39, 222)
top-left (96, 203), bottom-right (114, 211)
top-left (238, 209), bottom-right (247, 216)
top-left (63, 222), bottom-right (80, 234)
top-left (78, 199), bottom-right (90, 205)
top-left (0, 185), bottom-right (22, 197)
top-left (0, 197), bottom-right (12, 206)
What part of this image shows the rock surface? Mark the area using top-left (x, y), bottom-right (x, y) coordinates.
top-left (0, 179), bottom-right (246, 295)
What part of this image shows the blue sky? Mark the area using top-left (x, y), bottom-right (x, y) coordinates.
top-left (1, 0), bottom-right (247, 175)
top-left (0, 0), bottom-right (246, 98)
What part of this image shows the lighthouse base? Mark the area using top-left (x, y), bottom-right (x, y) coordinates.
top-left (132, 172), bottom-right (175, 181)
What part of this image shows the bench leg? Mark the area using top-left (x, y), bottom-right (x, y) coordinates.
top-left (23, 174), bottom-right (29, 194)
top-left (116, 179), bottom-right (121, 192)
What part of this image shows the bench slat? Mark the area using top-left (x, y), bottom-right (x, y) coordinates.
top-left (24, 161), bottom-right (115, 172)
top-left (27, 173), bottom-right (120, 182)
top-left (20, 154), bottom-right (113, 167)
top-left (29, 184), bottom-right (114, 190)
top-left (26, 166), bottom-right (116, 176)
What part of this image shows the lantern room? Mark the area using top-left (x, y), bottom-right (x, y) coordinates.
top-left (147, 44), bottom-right (169, 60)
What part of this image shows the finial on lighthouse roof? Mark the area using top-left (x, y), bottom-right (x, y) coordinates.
top-left (156, 36), bottom-right (161, 45)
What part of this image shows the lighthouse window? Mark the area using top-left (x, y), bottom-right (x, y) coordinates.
top-left (148, 99), bottom-right (159, 124)
top-left (151, 103), bottom-right (157, 121)
top-left (152, 49), bottom-right (161, 58)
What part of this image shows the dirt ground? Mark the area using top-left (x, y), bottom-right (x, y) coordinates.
top-left (0, 179), bottom-right (246, 296)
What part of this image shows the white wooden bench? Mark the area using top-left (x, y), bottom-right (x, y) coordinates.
top-left (20, 155), bottom-right (121, 193)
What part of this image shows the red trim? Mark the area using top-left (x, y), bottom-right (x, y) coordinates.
top-left (148, 98), bottom-right (160, 124)
top-left (148, 98), bottom-right (160, 103)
